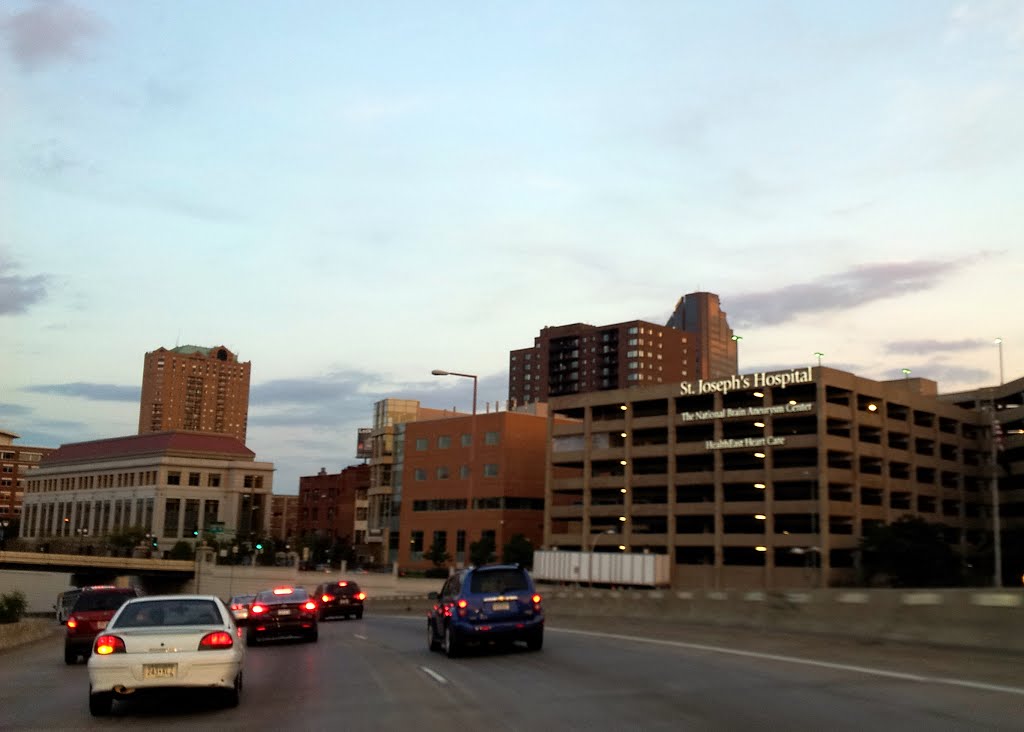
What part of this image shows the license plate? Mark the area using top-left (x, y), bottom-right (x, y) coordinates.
top-left (96, 621), bottom-right (107, 630)
top-left (277, 609), bottom-right (292, 616)
top-left (338, 598), bottom-right (349, 604)
top-left (491, 602), bottom-right (510, 611)
top-left (143, 664), bottom-right (177, 680)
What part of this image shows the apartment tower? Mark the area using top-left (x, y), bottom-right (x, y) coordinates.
top-left (138, 345), bottom-right (251, 443)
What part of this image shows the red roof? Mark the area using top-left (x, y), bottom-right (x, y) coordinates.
top-left (42, 431), bottom-right (255, 465)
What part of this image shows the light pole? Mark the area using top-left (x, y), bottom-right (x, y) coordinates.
top-left (814, 352), bottom-right (824, 368)
top-left (995, 338), bottom-right (1003, 385)
top-left (902, 368), bottom-right (912, 381)
top-left (432, 369), bottom-right (479, 565)
top-left (588, 528), bottom-right (616, 588)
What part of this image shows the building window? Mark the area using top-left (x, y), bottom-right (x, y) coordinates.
top-left (484, 431), bottom-right (500, 445)
top-left (188, 472), bottom-right (201, 487)
top-left (414, 469), bottom-right (427, 481)
top-left (415, 438), bottom-right (428, 451)
top-left (460, 465), bottom-right (470, 479)
top-left (410, 530), bottom-right (424, 554)
top-left (436, 466), bottom-right (450, 480)
top-left (208, 473), bottom-right (221, 487)
top-left (483, 464), bottom-right (499, 477)
top-left (163, 499), bottom-right (180, 538)
top-left (437, 435), bottom-right (452, 449)
top-left (167, 472), bottom-right (181, 486)
top-left (461, 434), bottom-right (472, 447)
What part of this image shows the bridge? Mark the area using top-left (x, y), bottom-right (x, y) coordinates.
top-left (0, 550), bottom-right (194, 590)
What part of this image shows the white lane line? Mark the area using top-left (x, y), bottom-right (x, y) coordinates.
top-left (354, 634), bottom-right (367, 640)
top-left (421, 666), bottom-right (448, 685)
top-left (551, 628), bottom-right (1024, 697)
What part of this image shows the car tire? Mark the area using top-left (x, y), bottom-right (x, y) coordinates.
top-left (444, 625), bottom-right (461, 658)
top-left (526, 628), bottom-right (544, 652)
top-left (355, 608), bottom-right (364, 620)
top-left (223, 672), bottom-right (242, 708)
top-left (427, 621), bottom-right (442, 652)
top-left (89, 689), bottom-right (113, 717)
top-left (307, 629), bottom-right (319, 643)
top-left (64, 645), bottom-right (78, 665)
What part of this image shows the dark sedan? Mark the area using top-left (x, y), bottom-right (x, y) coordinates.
top-left (313, 580), bottom-right (365, 621)
top-left (246, 587), bottom-right (318, 645)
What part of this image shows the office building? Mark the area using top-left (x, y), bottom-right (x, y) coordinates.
top-left (19, 432), bottom-right (274, 551)
top-left (508, 291), bottom-right (737, 407)
top-left (397, 406), bottom-right (558, 570)
top-left (138, 345), bottom-right (251, 442)
top-left (269, 493), bottom-right (300, 543)
top-left (665, 291), bottom-right (738, 379)
top-left (546, 366), bottom-right (995, 590)
top-left (297, 464), bottom-right (371, 563)
top-left (0, 429), bottom-right (54, 522)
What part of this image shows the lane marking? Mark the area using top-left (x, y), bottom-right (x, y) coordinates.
top-left (421, 666), bottom-right (448, 685)
top-left (354, 634), bottom-right (367, 640)
top-left (551, 628), bottom-right (1024, 697)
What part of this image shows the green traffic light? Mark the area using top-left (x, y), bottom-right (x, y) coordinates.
top-left (256, 543), bottom-right (263, 550)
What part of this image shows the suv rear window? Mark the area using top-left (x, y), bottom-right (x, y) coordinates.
top-left (72, 590), bottom-right (137, 612)
top-left (332, 582), bottom-right (360, 592)
top-left (469, 569), bottom-right (530, 594)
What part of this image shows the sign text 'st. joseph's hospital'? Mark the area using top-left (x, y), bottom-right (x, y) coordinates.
top-left (679, 367), bottom-right (813, 397)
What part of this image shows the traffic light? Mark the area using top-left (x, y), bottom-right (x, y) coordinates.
top-left (192, 530), bottom-right (199, 537)
top-left (255, 543), bottom-right (263, 551)
top-left (151, 538), bottom-right (158, 548)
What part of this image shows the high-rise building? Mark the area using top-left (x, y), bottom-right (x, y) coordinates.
top-left (509, 321), bottom-right (696, 407)
top-left (0, 429), bottom-right (54, 526)
top-left (665, 291), bottom-right (738, 379)
top-left (138, 345), bottom-right (251, 442)
top-left (508, 292), bottom-right (737, 407)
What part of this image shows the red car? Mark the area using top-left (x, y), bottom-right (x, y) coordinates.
top-left (65, 586), bottom-right (141, 664)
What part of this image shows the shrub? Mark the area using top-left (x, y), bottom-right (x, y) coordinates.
top-left (0, 590), bottom-right (27, 624)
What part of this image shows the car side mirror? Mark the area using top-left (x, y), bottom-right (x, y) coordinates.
top-left (427, 591), bottom-right (439, 600)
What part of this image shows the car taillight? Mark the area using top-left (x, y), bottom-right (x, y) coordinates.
top-left (321, 594), bottom-right (334, 603)
top-left (532, 594), bottom-right (542, 605)
top-left (250, 604), bottom-right (266, 615)
top-left (94, 635), bottom-right (125, 655)
top-left (355, 592), bottom-right (366, 601)
top-left (457, 599), bottom-right (468, 609)
top-left (199, 631), bottom-right (234, 650)
top-left (66, 617), bottom-right (78, 629)
top-left (303, 601), bottom-right (317, 611)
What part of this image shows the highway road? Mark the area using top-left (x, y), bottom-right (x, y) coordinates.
top-left (1, 614), bottom-right (1021, 730)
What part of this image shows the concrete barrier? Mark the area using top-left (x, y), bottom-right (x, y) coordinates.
top-left (0, 618), bottom-right (60, 652)
top-left (366, 585), bottom-right (1024, 654)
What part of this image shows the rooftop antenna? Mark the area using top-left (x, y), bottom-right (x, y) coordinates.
top-left (175, 329), bottom-right (181, 348)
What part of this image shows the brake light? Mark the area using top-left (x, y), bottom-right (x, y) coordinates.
top-left (94, 635), bottom-right (125, 655)
top-left (355, 592), bottom-right (366, 601)
top-left (250, 604), bottom-right (266, 615)
top-left (66, 617), bottom-right (78, 629)
top-left (199, 631), bottom-right (234, 650)
top-left (273, 587), bottom-right (293, 595)
top-left (532, 594), bottom-right (542, 605)
top-left (338, 581), bottom-right (348, 587)
top-left (321, 594), bottom-right (334, 603)
top-left (457, 599), bottom-right (468, 609)
top-left (303, 601), bottom-right (317, 611)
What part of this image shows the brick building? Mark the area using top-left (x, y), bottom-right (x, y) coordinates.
top-left (0, 429), bottom-right (54, 524)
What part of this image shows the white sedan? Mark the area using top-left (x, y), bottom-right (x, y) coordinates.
top-left (86, 594), bottom-right (245, 716)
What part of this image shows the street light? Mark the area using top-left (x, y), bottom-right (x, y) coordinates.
top-left (814, 352), bottom-right (824, 368)
top-left (995, 338), bottom-right (1003, 385)
top-left (433, 368), bottom-right (479, 565)
top-left (902, 368), bottom-right (912, 380)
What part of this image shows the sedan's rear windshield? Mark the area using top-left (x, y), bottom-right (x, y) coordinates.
top-left (256, 588), bottom-right (308, 602)
top-left (469, 570), bottom-right (530, 594)
top-left (115, 599), bottom-right (222, 627)
top-left (332, 582), bottom-right (360, 592)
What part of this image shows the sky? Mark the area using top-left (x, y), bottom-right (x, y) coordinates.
top-left (3, 1), bottom-right (1022, 494)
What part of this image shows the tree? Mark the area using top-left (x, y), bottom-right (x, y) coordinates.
top-left (502, 533), bottom-right (534, 567)
top-left (858, 517), bottom-right (963, 587)
top-left (168, 541), bottom-right (194, 560)
top-left (469, 535), bottom-right (496, 567)
top-left (423, 536), bottom-right (451, 568)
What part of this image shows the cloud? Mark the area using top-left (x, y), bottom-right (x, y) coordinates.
top-left (0, 402), bottom-right (32, 417)
top-left (884, 338), bottom-right (989, 355)
top-left (23, 382), bottom-right (139, 402)
top-left (2, 1), bottom-right (104, 71)
top-left (0, 259), bottom-right (48, 315)
top-left (726, 258), bottom-right (974, 327)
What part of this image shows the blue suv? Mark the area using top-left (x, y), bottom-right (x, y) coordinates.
top-left (427, 564), bottom-right (544, 657)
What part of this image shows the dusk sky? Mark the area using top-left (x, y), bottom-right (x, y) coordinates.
top-left (4, 1), bottom-right (1022, 493)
